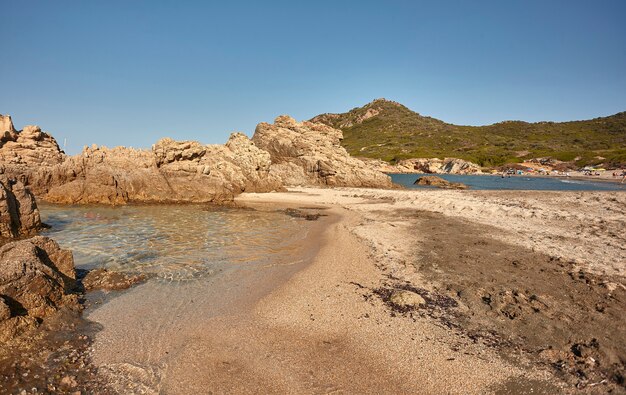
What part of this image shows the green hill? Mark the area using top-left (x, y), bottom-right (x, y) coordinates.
top-left (310, 99), bottom-right (626, 168)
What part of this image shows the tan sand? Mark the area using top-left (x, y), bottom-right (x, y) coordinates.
top-left (237, 187), bottom-right (625, 392)
top-left (87, 187), bottom-right (625, 393)
top-left (86, 196), bottom-right (550, 394)
top-left (241, 187), bottom-right (625, 277)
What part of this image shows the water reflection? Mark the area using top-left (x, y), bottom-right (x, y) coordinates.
top-left (40, 204), bottom-right (308, 281)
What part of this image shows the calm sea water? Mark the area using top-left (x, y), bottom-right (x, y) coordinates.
top-left (40, 204), bottom-right (309, 281)
top-left (391, 173), bottom-right (626, 191)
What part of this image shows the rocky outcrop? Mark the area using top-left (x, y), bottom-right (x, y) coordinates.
top-left (252, 116), bottom-right (392, 188)
top-left (148, 132), bottom-right (283, 203)
top-left (43, 133), bottom-right (283, 205)
top-left (1, 114), bottom-right (392, 204)
top-left (0, 236), bottom-right (78, 342)
top-left (0, 114), bottom-right (64, 167)
top-left (0, 116), bottom-right (284, 204)
top-left (395, 158), bottom-right (482, 174)
top-left (414, 175), bottom-right (468, 190)
top-left (0, 180), bottom-right (41, 238)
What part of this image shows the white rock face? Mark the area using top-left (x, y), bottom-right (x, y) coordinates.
top-left (252, 116), bottom-right (392, 188)
top-left (394, 158), bottom-right (482, 174)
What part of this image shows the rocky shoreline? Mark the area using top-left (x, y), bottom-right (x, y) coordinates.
top-left (0, 114), bottom-right (392, 206)
top-left (0, 112), bottom-right (624, 393)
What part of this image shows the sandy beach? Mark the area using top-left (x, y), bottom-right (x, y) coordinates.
top-left (75, 187), bottom-right (622, 393)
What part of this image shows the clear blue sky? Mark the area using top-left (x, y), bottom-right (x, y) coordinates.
top-left (2, 0), bottom-right (625, 154)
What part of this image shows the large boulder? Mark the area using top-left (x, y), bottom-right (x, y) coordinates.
top-left (0, 180), bottom-right (42, 238)
top-left (0, 236), bottom-right (77, 342)
top-left (252, 116), bottom-right (392, 188)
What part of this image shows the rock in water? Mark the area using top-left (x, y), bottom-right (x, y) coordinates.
top-left (82, 268), bottom-right (145, 291)
top-left (0, 180), bottom-right (42, 238)
top-left (252, 115), bottom-right (392, 188)
top-left (414, 175), bottom-right (468, 190)
top-left (0, 236), bottom-right (78, 342)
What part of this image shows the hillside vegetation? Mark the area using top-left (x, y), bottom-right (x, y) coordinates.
top-left (311, 99), bottom-right (626, 168)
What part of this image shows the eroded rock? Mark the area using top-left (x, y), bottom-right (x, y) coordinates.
top-left (253, 115), bottom-right (392, 188)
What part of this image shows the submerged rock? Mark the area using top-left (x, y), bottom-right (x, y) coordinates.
top-left (414, 175), bottom-right (468, 190)
top-left (282, 208), bottom-right (324, 221)
top-left (81, 268), bottom-right (145, 291)
top-left (253, 115), bottom-right (392, 188)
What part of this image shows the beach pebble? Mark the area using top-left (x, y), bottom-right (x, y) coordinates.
top-left (390, 290), bottom-right (425, 308)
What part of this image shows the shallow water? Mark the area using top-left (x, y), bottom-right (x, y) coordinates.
top-left (391, 173), bottom-right (626, 191)
top-left (40, 203), bottom-right (309, 281)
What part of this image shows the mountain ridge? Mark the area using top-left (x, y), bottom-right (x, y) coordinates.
top-left (310, 99), bottom-right (626, 167)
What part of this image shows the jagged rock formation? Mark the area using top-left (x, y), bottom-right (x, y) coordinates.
top-left (0, 115), bottom-right (284, 204)
top-left (1, 114), bottom-right (392, 204)
top-left (0, 115), bottom-right (64, 167)
top-left (0, 180), bottom-right (42, 238)
top-left (0, 236), bottom-right (78, 342)
top-left (43, 133), bottom-right (283, 204)
top-left (394, 158), bottom-right (482, 174)
top-left (252, 116), bottom-right (392, 188)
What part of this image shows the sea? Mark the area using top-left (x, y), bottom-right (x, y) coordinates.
top-left (390, 173), bottom-right (626, 191)
top-left (40, 203), bottom-right (310, 280)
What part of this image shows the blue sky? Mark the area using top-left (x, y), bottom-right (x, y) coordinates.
top-left (1, 0), bottom-right (625, 154)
